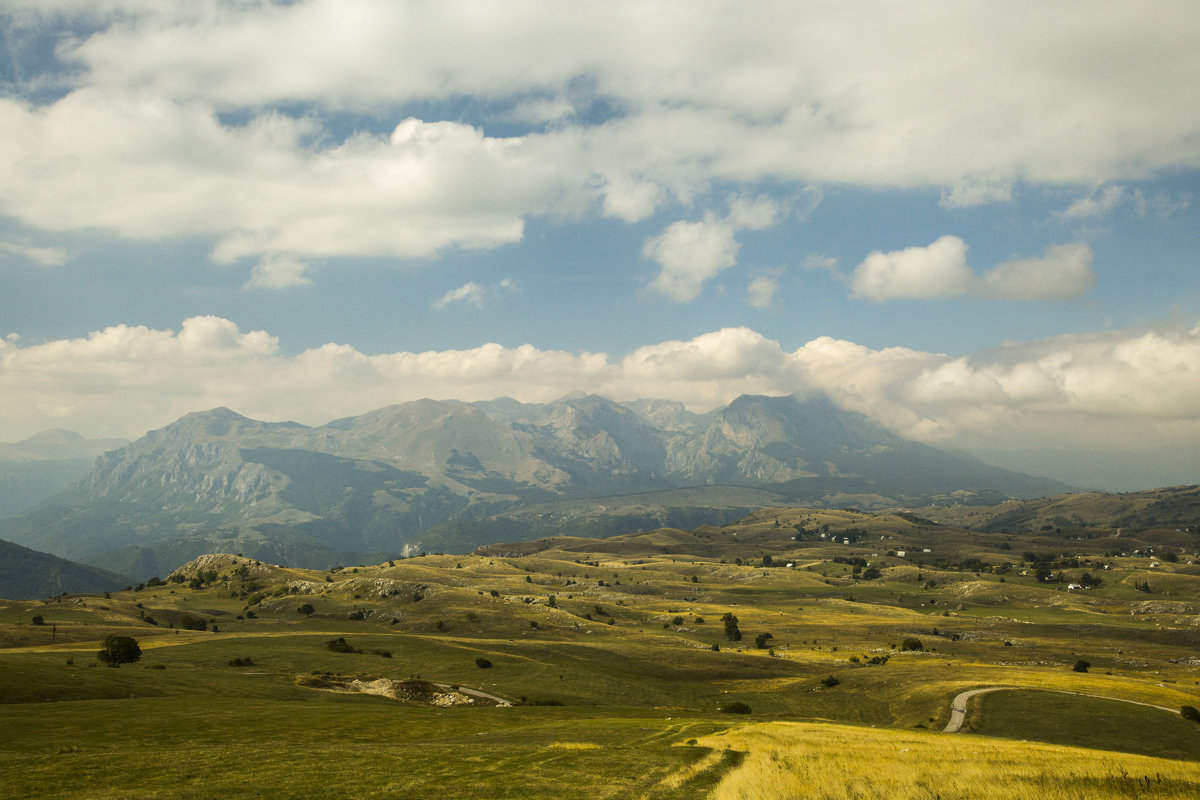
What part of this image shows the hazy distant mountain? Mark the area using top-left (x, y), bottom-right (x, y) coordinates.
top-left (0, 393), bottom-right (1073, 578)
top-left (0, 538), bottom-right (131, 599)
top-left (0, 429), bottom-right (129, 518)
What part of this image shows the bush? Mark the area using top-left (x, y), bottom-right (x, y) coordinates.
top-left (900, 637), bottom-right (924, 652)
top-left (821, 675), bottom-right (840, 687)
top-left (1072, 660), bottom-right (1091, 673)
top-left (754, 632), bottom-right (774, 649)
top-left (719, 701), bottom-right (752, 714)
top-left (30, 615), bottom-right (44, 625)
top-left (1182, 705), bottom-right (1200, 723)
top-left (97, 635), bottom-right (142, 667)
top-left (228, 657), bottom-right (254, 667)
top-left (297, 603), bottom-right (315, 616)
top-left (475, 657), bottom-right (493, 668)
top-left (326, 636), bottom-right (357, 653)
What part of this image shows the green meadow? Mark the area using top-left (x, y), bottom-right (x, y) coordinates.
top-left (3, 506), bottom-right (1200, 798)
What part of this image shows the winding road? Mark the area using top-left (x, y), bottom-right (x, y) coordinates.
top-left (943, 686), bottom-right (1181, 733)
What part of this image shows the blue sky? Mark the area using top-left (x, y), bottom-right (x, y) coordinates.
top-left (1, 1), bottom-right (1198, 489)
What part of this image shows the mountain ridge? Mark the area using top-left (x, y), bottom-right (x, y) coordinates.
top-left (0, 392), bottom-right (1075, 578)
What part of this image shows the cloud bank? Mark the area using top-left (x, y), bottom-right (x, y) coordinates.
top-left (4, 316), bottom-right (1199, 456)
top-left (1, 1), bottom-right (1198, 279)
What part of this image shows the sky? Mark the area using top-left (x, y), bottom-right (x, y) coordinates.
top-left (1, 1), bottom-right (1199, 489)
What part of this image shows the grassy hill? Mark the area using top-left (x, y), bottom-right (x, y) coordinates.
top-left (2, 506), bottom-right (1199, 798)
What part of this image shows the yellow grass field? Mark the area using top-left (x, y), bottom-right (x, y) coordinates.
top-left (688, 722), bottom-right (1200, 800)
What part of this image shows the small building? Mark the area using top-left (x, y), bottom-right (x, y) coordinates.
top-left (895, 551), bottom-right (907, 558)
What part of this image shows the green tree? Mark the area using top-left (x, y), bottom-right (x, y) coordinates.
top-left (722, 612), bottom-right (742, 641)
top-left (297, 603), bottom-right (315, 616)
top-left (97, 635), bottom-right (141, 667)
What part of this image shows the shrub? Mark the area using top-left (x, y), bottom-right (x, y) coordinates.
top-left (1182, 705), bottom-right (1200, 723)
top-left (326, 637), bottom-right (357, 653)
top-left (720, 701), bottom-right (752, 714)
top-left (900, 637), bottom-right (924, 652)
top-left (475, 657), bottom-right (493, 668)
top-left (821, 675), bottom-right (840, 688)
top-left (297, 603), bottom-right (315, 616)
top-left (1073, 660), bottom-right (1091, 673)
top-left (754, 632), bottom-right (773, 649)
top-left (228, 656), bottom-right (254, 667)
top-left (31, 615), bottom-right (44, 625)
top-left (97, 635), bottom-right (141, 667)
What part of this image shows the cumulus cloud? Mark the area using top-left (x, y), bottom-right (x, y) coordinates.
top-left (851, 236), bottom-right (975, 301)
top-left (852, 237), bottom-right (1095, 302)
top-left (5, 316), bottom-right (1200, 456)
top-left (243, 255), bottom-right (314, 290)
top-left (643, 217), bottom-right (739, 303)
top-left (644, 195), bottom-right (783, 302)
top-left (0, 2), bottom-right (1196, 269)
top-left (0, 240), bottom-right (68, 267)
top-left (981, 243), bottom-right (1095, 300)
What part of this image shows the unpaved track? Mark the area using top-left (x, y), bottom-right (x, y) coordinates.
top-left (944, 686), bottom-right (1180, 733)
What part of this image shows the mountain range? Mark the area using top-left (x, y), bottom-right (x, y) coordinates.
top-left (0, 429), bottom-right (129, 518)
top-left (0, 393), bottom-right (1073, 579)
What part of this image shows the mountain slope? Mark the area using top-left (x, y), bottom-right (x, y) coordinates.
top-left (0, 538), bottom-right (131, 599)
top-left (0, 429), bottom-right (129, 517)
top-left (0, 393), bottom-right (1074, 578)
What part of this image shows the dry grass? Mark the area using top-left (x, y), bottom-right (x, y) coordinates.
top-left (692, 721), bottom-right (1200, 799)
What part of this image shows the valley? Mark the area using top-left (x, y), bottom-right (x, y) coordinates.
top-left (3, 504), bottom-right (1199, 798)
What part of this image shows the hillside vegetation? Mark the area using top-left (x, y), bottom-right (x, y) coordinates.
top-left (3, 505), bottom-right (1199, 798)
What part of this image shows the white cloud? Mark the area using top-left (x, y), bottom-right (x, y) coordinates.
top-left (852, 237), bottom-right (1095, 302)
top-left (431, 278), bottom-right (515, 310)
top-left (643, 217), bottom-right (739, 303)
top-left (803, 254), bottom-right (840, 273)
top-left (243, 255), bottom-right (313, 290)
top-left (939, 178), bottom-right (1013, 209)
top-left (1133, 188), bottom-right (1191, 219)
top-left (851, 236), bottom-right (974, 302)
top-left (0, 240), bottom-right (68, 267)
top-left (745, 276), bottom-right (778, 308)
top-left (432, 282), bottom-right (485, 310)
top-left (0, 1), bottom-right (1196, 269)
top-left (981, 243), bottom-right (1095, 300)
top-left (5, 316), bottom-right (1200, 456)
top-left (0, 94), bottom-right (564, 263)
top-left (1059, 185), bottom-right (1125, 220)
top-left (644, 194), bottom-right (784, 303)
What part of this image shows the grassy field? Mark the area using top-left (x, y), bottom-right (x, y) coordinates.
top-left (2, 505), bottom-right (1200, 798)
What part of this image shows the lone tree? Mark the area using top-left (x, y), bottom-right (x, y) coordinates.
top-left (1072, 660), bottom-right (1091, 673)
top-left (97, 635), bottom-right (141, 667)
top-left (722, 612), bottom-right (742, 642)
top-left (297, 603), bottom-right (315, 616)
